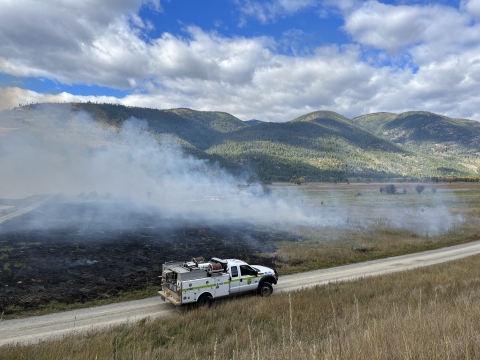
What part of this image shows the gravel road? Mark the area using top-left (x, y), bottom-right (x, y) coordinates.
top-left (0, 197), bottom-right (50, 224)
top-left (1, 240), bottom-right (480, 346)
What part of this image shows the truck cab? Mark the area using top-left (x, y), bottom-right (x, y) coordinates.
top-left (224, 258), bottom-right (276, 295)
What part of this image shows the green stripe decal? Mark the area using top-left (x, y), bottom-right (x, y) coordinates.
top-left (182, 276), bottom-right (259, 292)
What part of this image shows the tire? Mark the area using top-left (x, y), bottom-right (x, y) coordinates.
top-left (258, 282), bottom-right (273, 297)
top-left (197, 294), bottom-right (212, 308)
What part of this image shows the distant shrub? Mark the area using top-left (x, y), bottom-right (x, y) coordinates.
top-left (385, 184), bottom-right (396, 194)
top-left (416, 185), bottom-right (425, 194)
top-left (290, 176), bottom-right (305, 185)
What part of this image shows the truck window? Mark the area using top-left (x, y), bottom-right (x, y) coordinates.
top-left (240, 265), bottom-right (256, 276)
top-left (231, 266), bottom-right (238, 277)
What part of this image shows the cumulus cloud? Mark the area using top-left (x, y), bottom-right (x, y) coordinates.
top-left (94, 44), bottom-right (412, 121)
top-left (0, 0), bottom-right (275, 88)
top-left (2, 41), bottom-right (480, 122)
top-left (342, 2), bottom-right (475, 54)
top-left (147, 26), bottom-right (276, 84)
top-left (1, 0), bottom-right (480, 122)
top-left (0, 0), bottom-right (158, 87)
top-left (463, 0), bottom-right (480, 20)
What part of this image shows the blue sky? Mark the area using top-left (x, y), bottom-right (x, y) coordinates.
top-left (1, 0), bottom-right (479, 121)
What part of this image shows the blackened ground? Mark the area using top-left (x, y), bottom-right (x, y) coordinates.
top-left (0, 201), bottom-right (299, 313)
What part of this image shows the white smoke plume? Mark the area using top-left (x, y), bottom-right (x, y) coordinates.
top-left (0, 105), bottom-right (465, 236)
top-left (0, 105), bottom-right (307, 227)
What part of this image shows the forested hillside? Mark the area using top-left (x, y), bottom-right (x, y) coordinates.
top-left (244, 120), bottom-right (265, 126)
top-left (207, 110), bottom-right (477, 181)
top-left (1, 103), bottom-right (479, 182)
top-left (352, 111), bottom-right (480, 178)
top-left (74, 103), bottom-right (248, 150)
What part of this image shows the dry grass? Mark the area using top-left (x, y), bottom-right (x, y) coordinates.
top-left (3, 253), bottom-right (480, 359)
top-left (0, 183), bottom-right (480, 319)
top-left (2, 182), bottom-right (480, 356)
top-left (275, 222), bottom-right (480, 274)
top-left (4, 184), bottom-right (480, 318)
top-left (273, 184), bottom-right (480, 274)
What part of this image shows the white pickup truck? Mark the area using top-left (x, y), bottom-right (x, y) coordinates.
top-left (158, 257), bottom-right (278, 307)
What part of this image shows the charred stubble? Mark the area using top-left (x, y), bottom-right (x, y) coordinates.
top-left (0, 202), bottom-right (299, 315)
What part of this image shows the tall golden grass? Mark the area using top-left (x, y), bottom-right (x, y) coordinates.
top-left (2, 253), bottom-right (480, 359)
top-left (275, 221), bottom-right (480, 274)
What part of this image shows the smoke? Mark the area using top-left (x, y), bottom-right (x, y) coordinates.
top-left (0, 105), bottom-right (307, 229)
top-left (0, 105), bottom-right (465, 236)
top-left (286, 187), bottom-right (464, 236)
top-left (0, 87), bottom-right (121, 111)
top-left (371, 192), bottom-right (464, 236)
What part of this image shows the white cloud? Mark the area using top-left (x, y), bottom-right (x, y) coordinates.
top-left (235, 0), bottom-right (318, 25)
top-left (463, 0), bottom-right (480, 20)
top-left (0, 0), bottom-right (276, 88)
top-left (147, 26), bottom-right (276, 84)
top-left (343, 2), bottom-right (475, 54)
top-left (0, 0), bottom-right (157, 87)
top-left (1, 0), bottom-right (480, 123)
top-left (99, 42), bottom-right (480, 122)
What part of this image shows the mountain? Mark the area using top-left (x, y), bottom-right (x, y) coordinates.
top-left (1, 103), bottom-right (479, 182)
top-left (74, 103), bottom-right (248, 150)
top-left (352, 111), bottom-right (480, 176)
top-left (207, 110), bottom-right (478, 181)
top-left (353, 111), bottom-right (480, 145)
top-left (351, 112), bottom-right (396, 133)
top-left (0, 103), bottom-right (246, 169)
top-left (244, 120), bottom-right (266, 126)
top-left (205, 110), bottom-right (402, 181)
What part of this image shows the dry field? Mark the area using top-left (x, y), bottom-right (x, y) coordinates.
top-left (270, 182), bottom-right (480, 274)
top-left (2, 182), bottom-right (480, 318)
top-left (1, 182), bottom-right (480, 358)
top-left (2, 250), bottom-right (480, 359)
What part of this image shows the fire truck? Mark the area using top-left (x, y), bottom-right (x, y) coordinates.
top-left (158, 257), bottom-right (278, 307)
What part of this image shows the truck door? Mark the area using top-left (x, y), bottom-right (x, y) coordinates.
top-left (229, 265), bottom-right (241, 294)
top-left (238, 265), bottom-right (260, 293)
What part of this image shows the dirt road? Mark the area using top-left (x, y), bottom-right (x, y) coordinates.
top-left (2, 240), bottom-right (480, 346)
top-left (0, 197), bottom-right (50, 224)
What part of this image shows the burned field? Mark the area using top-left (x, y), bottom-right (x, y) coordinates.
top-left (0, 199), bottom-right (299, 314)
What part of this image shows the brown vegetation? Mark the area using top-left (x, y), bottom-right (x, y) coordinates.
top-left (271, 183), bottom-right (480, 274)
top-left (274, 221), bottom-right (480, 275)
top-left (1, 183), bottom-right (480, 357)
top-left (2, 252), bottom-right (480, 359)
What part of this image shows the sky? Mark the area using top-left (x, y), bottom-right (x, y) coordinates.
top-left (1, 0), bottom-right (479, 122)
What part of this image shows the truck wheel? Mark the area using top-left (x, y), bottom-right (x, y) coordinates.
top-left (197, 295), bottom-right (212, 308)
top-left (258, 282), bottom-right (273, 297)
